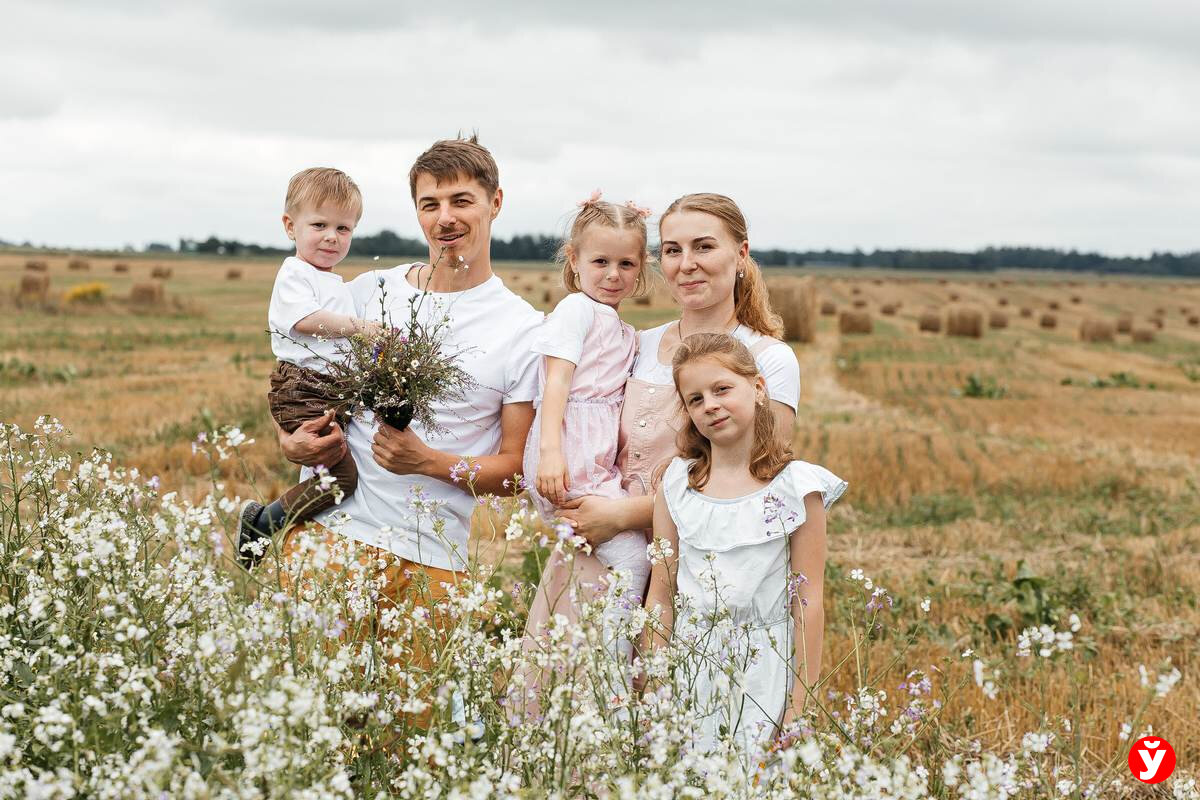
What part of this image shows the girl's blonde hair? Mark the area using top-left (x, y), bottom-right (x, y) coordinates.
top-left (557, 196), bottom-right (650, 298)
top-left (670, 332), bottom-right (792, 490)
top-left (659, 193), bottom-right (784, 338)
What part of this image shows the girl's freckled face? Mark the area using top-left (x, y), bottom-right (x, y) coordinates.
top-left (676, 358), bottom-right (761, 445)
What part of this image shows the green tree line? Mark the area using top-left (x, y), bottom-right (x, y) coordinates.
top-left (167, 233), bottom-right (1200, 277)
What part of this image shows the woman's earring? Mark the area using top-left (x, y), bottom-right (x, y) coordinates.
top-left (738, 271), bottom-right (745, 278)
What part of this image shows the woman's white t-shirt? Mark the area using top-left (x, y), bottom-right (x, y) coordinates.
top-left (267, 256), bottom-right (358, 373)
top-left (631, 322), bottom-right (800, 411)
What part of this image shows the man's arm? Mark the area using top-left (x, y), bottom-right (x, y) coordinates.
top-left (276, 410), bottom-right (348, 468)
top-left (370, 401), bottom-right (535, 496)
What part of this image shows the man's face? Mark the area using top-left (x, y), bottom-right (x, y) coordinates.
top-left (412, 172), bottom-right (502, 268)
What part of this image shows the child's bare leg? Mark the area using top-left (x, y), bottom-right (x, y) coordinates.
top-left (509, 547), bottom-right (609, 720)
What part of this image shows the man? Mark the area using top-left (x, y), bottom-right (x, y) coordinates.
top-left (274, 136), bottom-right (541, 659)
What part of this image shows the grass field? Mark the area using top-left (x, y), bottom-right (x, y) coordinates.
top-left (3, 250), bottom-right (1199, 779)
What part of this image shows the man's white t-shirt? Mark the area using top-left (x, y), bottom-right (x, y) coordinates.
top-left (311, 265), bottom-right (542, 572)
top-left (268, 256), bottom-right (358, 373)
top-left (632, 322), bottom-right (801, 411)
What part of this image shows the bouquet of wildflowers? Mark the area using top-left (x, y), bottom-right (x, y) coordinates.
top-left (308, 249), bottom-right (475, 433)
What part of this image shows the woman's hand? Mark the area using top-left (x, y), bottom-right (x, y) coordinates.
top-left (537, 448), bottom-right (570, 506)
top-left (279, 410), bottom-right (347, 468)
top-left (556, 495), bottom-right (623, 545)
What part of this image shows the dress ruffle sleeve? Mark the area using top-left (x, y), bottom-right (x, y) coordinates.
top-left (662, 457), bottom-right (847, 553)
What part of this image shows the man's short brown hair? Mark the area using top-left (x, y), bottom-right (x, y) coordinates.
top-left (408, 135), bottom-right (499, 200)
top-left (285, 167), bottom-right (363, 221)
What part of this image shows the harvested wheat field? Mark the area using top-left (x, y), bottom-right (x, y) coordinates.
top-left (3, 254), bottom-right (1200, 778)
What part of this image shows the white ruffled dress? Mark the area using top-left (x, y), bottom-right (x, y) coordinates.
top-left (661, 456), bottom-right (848, 754)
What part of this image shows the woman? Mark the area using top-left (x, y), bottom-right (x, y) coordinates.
top-left (552, 192), bottom-right (800, 608)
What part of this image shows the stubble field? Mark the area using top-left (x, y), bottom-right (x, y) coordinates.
top-left (3, 251), bottom-right (1199, 783)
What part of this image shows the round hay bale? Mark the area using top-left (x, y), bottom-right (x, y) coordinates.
top-left (539, 273), bottom-right (551, 284)
top-left (769, 277), bottom-right (818, 343)
top-left (1019, 307), bottom-right (1033, 318)
top-left (130, 282), bottom-right (165, 305)
top-left (1155, 306), bottom-right (1166, 316)
top-left (150, 265), bottom-right (174, 279)
top-left (633, 295), bottom-right (652, 306)
top-left (1187, 315), bottom-right (1199, 327)
top-left (820, 300), bottom-right (837, 316)
top-left (872, 279), bottom-right (883, 286)
top-left (997, 297), bottom-right (1009, 306)
top-left (226, 268), bottom-right (242, 280)
top-left (18, 273), bottom-right (50, 304)
top-left (918, 311), bottom-right (941, 333)
top-left (1070, 295), bottom-right (1082, 304)
top-left (24, 260), bottom-right (48, 272)
top-left (947, 307), bottom-right (984, 338)
top-left (1131, 327), bottom-right (1156, 343)
top-left (880, 303), bottom-right (898, 316)
top-left (838, 310), bottom-right (873, 335)
top-left (949, 292), bottom-right (960, 301)
top-left (850, 287), bottom-right (862, 296)
top-left (68, 257), bottom-right (90, 271)
top-left (1149, 317), bottom-right (1164, 330)
top-left (852, 298), bottom-right (868, 308)
top-left (1116, 315), bottom-right (1133, 333)
top-left (988, 311), bottom-right (1008, 329)
top-left (937, 278), bottom-right (948, 285)
top-left (1048, 301), bottom-right (1060, 310)
top-left (1079, 318), bottom-right (1114, 343)
top-left (1040, 313), bottom-right (1057, 329)
top-left (113, 262), bottom-right (129, 273)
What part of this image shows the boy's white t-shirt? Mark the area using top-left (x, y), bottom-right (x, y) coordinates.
top-left (632, 322), bottom-right (801, 411)
top-left (310, 265), bottom-right (543, 572)
top-left (268, 256), bottom-right (357, 373)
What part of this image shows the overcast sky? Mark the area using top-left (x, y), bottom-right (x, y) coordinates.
top-left (5, 1), bottom-right (1200, 255)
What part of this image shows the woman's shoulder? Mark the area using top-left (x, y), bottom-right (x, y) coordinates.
top-left (638, 320), bottom-right (674, 342)
top-left (734, 325), bottom-right (792, 359)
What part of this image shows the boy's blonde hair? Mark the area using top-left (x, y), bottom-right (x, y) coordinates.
top-left (670, 332), bottom-right (792, 490)
top-left (285, 167), bottom-right (363, 221)
top-left (409, 135), bottom-right (500, 199)
top-left (659, 193), bottom-right (783, 339)
top-left (558, 196), bottom-right (650, 297)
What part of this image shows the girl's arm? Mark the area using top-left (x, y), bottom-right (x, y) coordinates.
top-left (782, 492), bottom-right (828, 726)
top-left (292, 309), bottom-right (381, 338)
top-left (535, 356), bottom-right (575, 506)
top-left (641, 484), bottom-right (680, 653)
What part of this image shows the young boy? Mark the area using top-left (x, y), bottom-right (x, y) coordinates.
top-left (238, 167), bottom-right (379, 568)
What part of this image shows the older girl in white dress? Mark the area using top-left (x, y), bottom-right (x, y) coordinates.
top-left (643, 333), bottom-right (846, 756)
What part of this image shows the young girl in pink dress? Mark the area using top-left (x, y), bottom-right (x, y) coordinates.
top-left (517, 193), bottom-right (651, 684)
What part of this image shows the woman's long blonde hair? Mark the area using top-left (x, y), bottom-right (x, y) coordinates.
top-left (659, 193), bottom-right (784, 339)
top-left (670, 333), bottom-right (792, 490)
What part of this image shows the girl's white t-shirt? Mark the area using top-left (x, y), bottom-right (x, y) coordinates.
top-left (268, 256), bottom-right (358, 373)
top-left (631, 322), bottom-right (801, 411)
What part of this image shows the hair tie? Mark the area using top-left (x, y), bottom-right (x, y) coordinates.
top-left (625, 200), bottom-right (652, 219)
top-left (577, 189), bottom-right (602, 208)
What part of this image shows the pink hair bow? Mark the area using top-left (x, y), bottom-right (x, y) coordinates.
top-left (578, 189), bottom-right (603, 207)
top-left (625, 200), bottom-right (652, 219)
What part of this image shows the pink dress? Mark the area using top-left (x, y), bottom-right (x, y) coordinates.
top-left (522, 292), bottom-right (643, 575)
